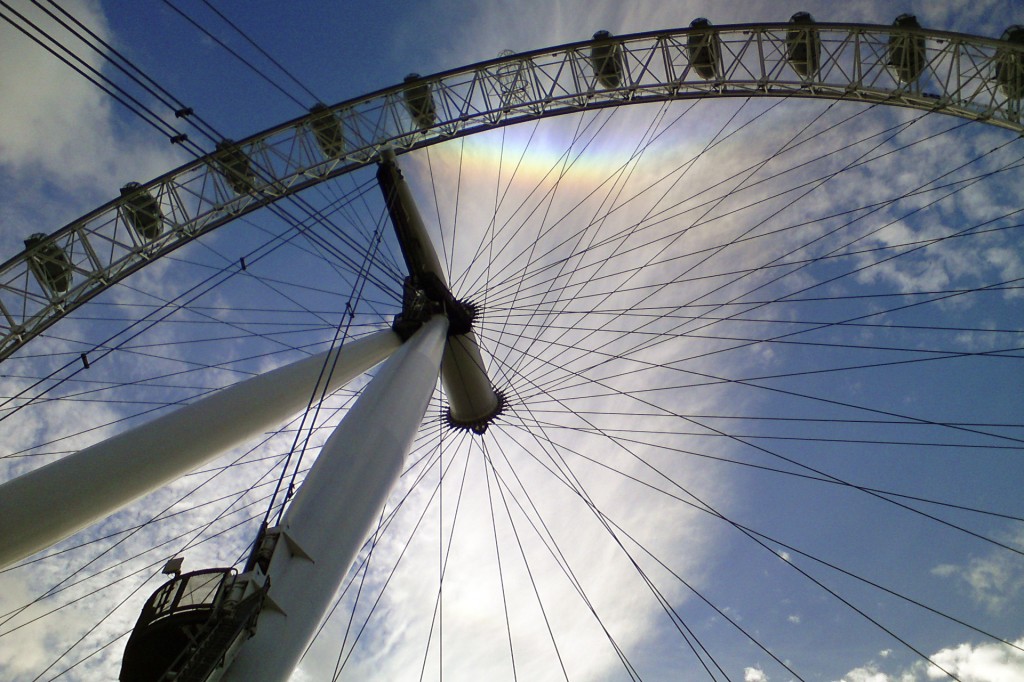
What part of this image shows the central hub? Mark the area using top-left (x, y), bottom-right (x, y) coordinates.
top-left (392, 273), bottom-right (474, 340)
top-left (377, 149), bottom-right (503, 434)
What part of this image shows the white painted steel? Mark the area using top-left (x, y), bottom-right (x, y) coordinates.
top-left (221, 316), bottom-right (449, 682)
top-left (441, 331), bottom-right (500, 427)
top-left (0, 330), bottom-right (401, 569)
top-left (378, 150), bottom-right (500, 426)
top-left (3, 23), bottom-right (1023, 362)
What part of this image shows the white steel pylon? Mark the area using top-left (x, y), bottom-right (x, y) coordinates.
top-left (219, 152), bottom-right (504, 678)
top-left (0, 331), bottom-right (400, 570)
top-left (222, 316), bottom-right (450, 680)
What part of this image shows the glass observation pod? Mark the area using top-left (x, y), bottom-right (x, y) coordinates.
top-left (888, 13), bottom-right (926, 84)
top-left (995, 25), bottom-right (1024, 99)
top-left (119, 182), bottom-right (164, 242)
top-left (403, 73), bottom-right (437, 129)
top-left (785, 11), bottom-right (820, 78)
top-left (590, 30), bottom-right (625, 89)
top-left (23, 233), bottom-right (72, 295)
top-left (213, 139), bottom-right (257, 195)
top-left (687, 18), bottom-right (721, 81)
top-left (119, 567), bottom-right (266, 682)
top-left (494, 48), bottom-right (529, 107)
top-left (308, 103), bottom-right (345, 158)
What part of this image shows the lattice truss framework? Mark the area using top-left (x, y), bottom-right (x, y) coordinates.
top-left (2, 21), bottom-right (1022, 359)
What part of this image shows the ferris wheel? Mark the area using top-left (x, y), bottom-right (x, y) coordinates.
top-left (0, 13), bottom-right (1022, 682)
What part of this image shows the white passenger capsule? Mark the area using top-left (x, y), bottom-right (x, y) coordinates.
top-left (214, 139), bottom-right (256, 195)
top-left (120, 182), bottom-right (163, 241)
top-left (687, 18), bottom-right (721, 81)
top-left (786, 11), bottom-right (820, 78)
top-left (24, 233), bottom-right (72, 295)
top-left (308, 103), bottom-right (345, 158)
top-left (403, 73), bottom-right (437, 130)
top-left (591, 30), bottom-right (625, 89)
top-left (994, 25), bottom-right (1024, 99)
top-left (888, 14), bottom-right (926, 84)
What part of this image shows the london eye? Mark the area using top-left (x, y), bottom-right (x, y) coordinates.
top-left (0, 4), bottom-right (1022, 681)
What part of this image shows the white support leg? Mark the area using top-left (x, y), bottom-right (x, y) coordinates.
top-left (222, 315), bottom-right (449, 682)
top-left (0, 330), bottom-right (401, 570)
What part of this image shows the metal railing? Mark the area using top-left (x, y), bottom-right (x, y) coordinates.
top-left (1, 22), bottom-right (1021, 360)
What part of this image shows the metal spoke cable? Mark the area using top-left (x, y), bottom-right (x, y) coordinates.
top-left (491, 362), bottom-right (732, 680)
top-left (480, 439), bottom-right (646, 681)
top-left (20, 1), bottom-right (405, 299)
top-left (39, 0), bottom-right (224, 141)
top-left (477, 110), bottom-right (980, 312)
top-left (651, 137), bottom-right (1024, 350)
top-left (0, 419), bottom-right (300, 629)
top-left (474, 96), bottom-right (853, 303)
top-left (0, 2), bottom-right (187, 141)
top-left (452, 105), bottom-right (616, 296)
top-left (329, 432), bottom-right (466, 676)
top-left (490, 322), bottom-right (1024, 402)
top-left (416, 435), bottom-right (473, 682)
top-left (496, 100), bottom-right (680, 376)
top-left (159, 0), bottom-right (307, 109)
top-left (31, 412), bottom-right (316, 675)
top-left (509, 179), bottom-right (1024, 442)
top-left (265, 207), bottom-right (390, 526)
top-left (491, 97), bottom-right (829, 381)
top-left (31, 511), bottom-right (264, 680)
top-left (497, 372), bottom-right (977, 677)
top-left (0, 141), bottom-right (402, 422)
top-left (499, 316), bottom-right (1024, 361)
top-left (498, 417), bottom-right (804, 680)
top-left (487, 320), bottom-right (1024, 557)
top-left (480, 439), bottom-right (519, 680)
top-left (480, 450), bottom-right (573, 682)
top-left (504, 108), bottom-right (940, 386)
top-left (480, 331), bottom-right (712, 678)
top-left (475, 317), bottom-right (1019, 659)
top-left (0, 337), bottom-right (372, 461)
top-left (481, 211), bottom-right (1024, 316)
top-left (505, 417), bottom-right (1024, 523)
top-left (197, 0), bottom-right (323, 104)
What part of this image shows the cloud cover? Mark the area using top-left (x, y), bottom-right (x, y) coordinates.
top-left (0, 1), bottom-right (1022, 681)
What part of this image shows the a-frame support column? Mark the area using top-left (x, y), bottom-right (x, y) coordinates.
top-left (222, 315), bottom-right (448, 681)
top-left (0, 330), bottom-right (400, 570)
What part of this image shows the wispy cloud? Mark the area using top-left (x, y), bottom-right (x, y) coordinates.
top-left (2, 1), bottom-right (1022, 681)
top-left (931, 529), bottom-right (1024, 614)
top-left (831, 636), bottom-right (1024, 681)
top-left (0, 0), bottom-right (184, 256)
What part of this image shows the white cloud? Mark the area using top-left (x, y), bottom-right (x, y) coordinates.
top-left (926, 637), bottom-right (1024, 681)
top-left (2, 1), bottom-right (1022, 681)
top-left (0, 0), bottom-right (113, 183)
top-left (931, 529), bottom-right (1024, 614)
top-left (745, 666), bottom-right (769, 682)
top-left (835, 637), bottom-right (1024, 682)
top-left (0, 0), bottom-right (184, 258)
top-left (837, 666), bottom-right (897, 682)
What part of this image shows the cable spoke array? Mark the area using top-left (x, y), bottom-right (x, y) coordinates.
top-left (1, 9), bottom-right (1022, 682)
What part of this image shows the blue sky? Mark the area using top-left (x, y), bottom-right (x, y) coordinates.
top-left (0, 1), bottom-right (1022, 681)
